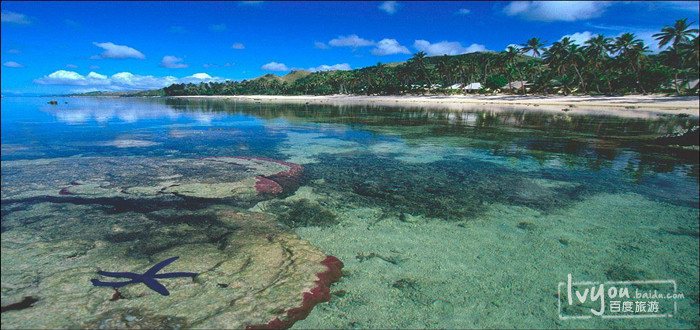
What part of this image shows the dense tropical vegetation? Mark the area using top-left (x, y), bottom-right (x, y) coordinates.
top-left (162, 19), bottom-right (698, 97)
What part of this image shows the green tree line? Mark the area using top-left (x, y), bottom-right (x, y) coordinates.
top-left (163, 19), bottom-right (698, 97)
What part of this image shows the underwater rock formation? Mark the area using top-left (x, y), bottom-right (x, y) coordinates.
top-left (202, 156), bottom-right (304, 193)
top-left (1, 204), bottom-right (342, 329)
top-left (0, 155), bottom-right (338, 328)
top-left (247, 255), bottom-right (344, 329)
top-left (1, 156), bottom-right (303, 206)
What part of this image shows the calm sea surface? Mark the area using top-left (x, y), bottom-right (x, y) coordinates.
top-left (2, 96), bottom-right (698, 328)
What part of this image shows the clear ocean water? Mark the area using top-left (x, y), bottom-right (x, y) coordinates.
top-left (2, 96), bottom-right (698, 328)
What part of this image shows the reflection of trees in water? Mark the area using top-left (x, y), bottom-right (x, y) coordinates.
top-left (623, 146), bottom-right (700, 183)
top-left (159, 98), bottom-right (698, 179)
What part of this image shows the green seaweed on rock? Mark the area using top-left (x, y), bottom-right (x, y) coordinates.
top-left (267, 199), bottom-right (339, 228)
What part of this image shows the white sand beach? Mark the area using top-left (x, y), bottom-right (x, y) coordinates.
top-left (177, 94), bottom-right (700, 118)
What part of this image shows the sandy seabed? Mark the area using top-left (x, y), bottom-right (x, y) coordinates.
top-left (280, 189), bottom-right (699, 329)
top-left (176, 94), bottom-right (700, 118)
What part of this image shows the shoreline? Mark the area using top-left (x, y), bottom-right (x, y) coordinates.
top-left (174, 94), bottom-right (700, 118)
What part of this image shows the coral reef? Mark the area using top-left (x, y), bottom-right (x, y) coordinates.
top-left (1, 156), bottom-right (336, 329)
top-left (1, 156), bottom-right (303, 207)
top-left (306, 153), bottom-right (590, 220)
top-left (1, 203), bottom-right (343, 329)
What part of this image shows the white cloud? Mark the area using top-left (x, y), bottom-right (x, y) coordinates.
top-left (91, 42), bottom-right (145, 59)
top-left (34, 70), bottom-right (223, 90)
top-left (7, 49), bottom-right (21, 54)
top-left (232, 43), bottom-right (245, 49)
top-left (261, 62), bottom-right (290, 71)
top-left (66, 64), bottom-right (78, 69)
top-left (1, 11), bottom-right (30, 24)
top-left (308, 63), bottom-right (351, 72)
top-left (326, 34), bottom-right (410, 56)
top-left (413, 40), bottom-right (487, 56)
top-left (89, 65), bottom-right (100, 69)
top-left (160, 56), bottom-right (188, 68)
top-left (371, 39), bottom-right (410, 55)
top-left (455, 8), bottom-right (471, 15)
top-left (560, 31), bottom-right (595, 45)
top-left (112, 72), bottom-right (177, 89)
top-left (314, 41), bottom-right (330, 49)
top-left (328, 34), bottom-right (375, 48)
top-left (3, 61), bottom-right (24, 68)
top-left (190, 73), bottom-right (211, 79)
top-left (87, 72), bottom-right (108, 80)
top-left (378, 1), bottom-right (400, 15)
top-left (203, 63), bottom-right (219, 68)
top-left (34, 70), bottom-right (108, 86)
top-left (209, 23), bottom-right (227, 32)
top-left (180, 73), bottom-right (220, 84)
top-left (261, 62), bottom-right (351, 72)
top-left (503, 1), bottom-right (610, 22)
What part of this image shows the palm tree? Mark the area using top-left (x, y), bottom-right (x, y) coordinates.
top-left (653, 18), bottom-right (699, 49)
top-left (584, 34), bottom-right (614, 93)
top-left (503, 46), bottom-right (525, 93)
top-left (520, 37), bottom-right (547, 58)
top-left (455, 58), bottom-right (467, 88)
top-left (543, 37), bottom-right (588, 94)
top-left (374, 62), bottom-right (385, 90)
top-left (687, 36), bottom-right (700, 69)
top-left (567, 43), bottom-right (587, 93)
top-left (612, 33), bottom-right (649, 93)
top-left (436, 55), bottom-right (453, 87)
top-left (409, 51), bottom-right (433, 88)
top-left (543, 38), bottom-right (568, 86)
top-left (653, 19), bottom-right (699, 94)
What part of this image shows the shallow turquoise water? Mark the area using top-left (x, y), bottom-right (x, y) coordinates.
top-left (2, 96), bottom-right (698, 328)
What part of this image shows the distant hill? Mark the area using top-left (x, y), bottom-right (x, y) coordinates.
top-left (252, 70), bottom-right (312, 84)
top-left (64, 89), bottom-right (165, 97)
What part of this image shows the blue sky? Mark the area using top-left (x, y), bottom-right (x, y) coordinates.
top-left (2, 1), bottom-right (698, 95)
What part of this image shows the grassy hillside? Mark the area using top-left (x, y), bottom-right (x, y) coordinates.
top-left (252, 70), bottom-right (312, 84)
top-left (65, 89), bottom-right (165, 97)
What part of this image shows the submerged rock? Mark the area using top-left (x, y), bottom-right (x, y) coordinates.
top-left (202, 156), bottom-right (304, 193)
top-left (1, 203), bottom-right (343, 329)
top-left (1, 156), bottom-right (337, 328)
top-left (1, 156), bottom-right (303, 206)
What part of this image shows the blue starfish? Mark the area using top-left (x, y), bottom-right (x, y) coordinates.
top-left (91, 256), bottom-right (197, 296)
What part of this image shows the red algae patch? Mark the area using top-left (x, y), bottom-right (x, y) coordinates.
top-left (254, 176), bottom-right (284, 195)
top-left (247, 255), bottom-right (345, 329)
